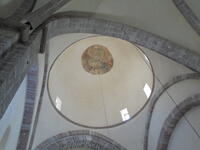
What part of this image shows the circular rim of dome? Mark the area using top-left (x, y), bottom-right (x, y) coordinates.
top-left (47, 35), bottom-right (155, 129)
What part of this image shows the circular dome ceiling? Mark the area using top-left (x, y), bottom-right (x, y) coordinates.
top-left (48, 36), bottom-right (154, 128)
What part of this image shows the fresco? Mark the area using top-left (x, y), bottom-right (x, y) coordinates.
top-left (81, 45), bottom-right (113, 75)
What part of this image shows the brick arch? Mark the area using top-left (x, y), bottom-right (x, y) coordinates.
top-left (35, 130), bottom-right (127, 150)
top-left (42, 11), bottom-right (200, 72)
top-left (173, 0), bottom-right (200, 36)
top-left (143, 73), bottom-right (200, 150)
top-left (17, 62), bottom-right (39, 150)
top-left (156, 93), bottom-right (200, 150)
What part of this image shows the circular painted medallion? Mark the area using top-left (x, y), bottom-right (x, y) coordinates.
top-left (81, 45), bottom-right (113, 75)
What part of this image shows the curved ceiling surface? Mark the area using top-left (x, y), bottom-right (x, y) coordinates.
top-left (48, 36), bottom-right (154, 128)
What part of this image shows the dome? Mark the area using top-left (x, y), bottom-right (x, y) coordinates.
top-left (48, 36), bottom-right (154, 128)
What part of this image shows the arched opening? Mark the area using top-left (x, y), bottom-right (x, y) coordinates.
top-left (35, 130), bottom-right (127, 150)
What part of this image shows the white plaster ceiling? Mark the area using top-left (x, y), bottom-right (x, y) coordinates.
top-left (51, 0), bottom-right (200, 54)
top-left (187, 0), bottom-right (200, 19)
top-left (48, 36), bottom-right (153, 128)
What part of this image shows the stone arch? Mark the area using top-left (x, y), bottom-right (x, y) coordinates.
top-left (28, 11), bottom-right (200, 150)
top-left (173, 0), bottom-right (200, 36)
top-left (156, 93), bottom-right (200, 150)
top-left (35, 130), bottom-right (127, 150)
top-left (41, 11), bottom-right (200, 72)
top-left (143, 73), bottom-right (200, 150)
top-left (0, 126), bottom-right (11, 150)
top-left (16, 62), bottom-right (39, 150)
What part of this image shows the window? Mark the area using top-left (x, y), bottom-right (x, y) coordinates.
top-left (120, 108), bottom-right (130, 121)
top-left (55, 96), bottom-right (62, 111)
top-left (143, 83), bottom-right (151, 98)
